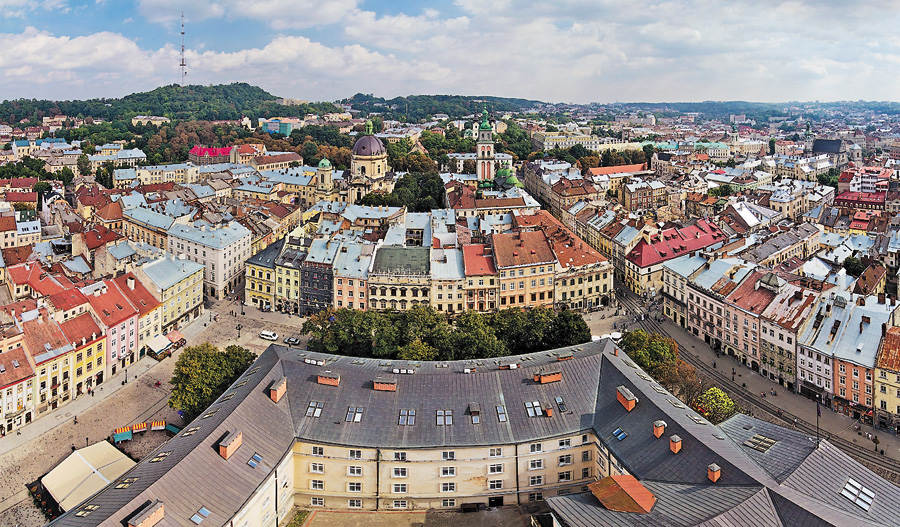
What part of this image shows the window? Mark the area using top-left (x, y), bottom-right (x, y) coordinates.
top-left (841, 478), bottom-right (875, 511)
top-left (306, 401), bottom-right (324, 418)
top-left (311, 497), bottom-right (324, 507)
top-left (489, 480), bottom-right (503, 490)
top-left (582, 451), bottom-right (591, 462)
top-left (559, 454), bottom-right (573, 466)
top-left (349, 450), bottom-right (362, 460)
top-left (555, 396), bottom-right (568, 412)
top-left (441, 466), bottom-right (456, 477)
top-left (393, 501), bottom-right (408, 509)
top-left (582, 467), bottom-right (591, 479)
top-left (442, 499), bottom-right (456, 508)
top-left (394, 452), bottom-right (407, 462)
top-left (348, 499), bottom-right (362, 508)
top-left (393, 483), bottom-right (407, 493)
top-left (496, 405), bottom-right (507, 422)
top-left (399, 409), bottom-right (416, 425)
top-left (75, 504), bottom-right (100, 517)
top-left (310, 480), bottom-right (324, 490)
top-left (528, 493), bottom-right (543, 502)
top-left (393, 467), bottom-right (408, 478)
top-left (348, 482), bottom-right (362, 493)
top-left (559, 471), bottom-right (572, 482)
top-left (114, 477), bottom-right (138, 489)
top-left (437, 409), bottom-right (453, 426)
top-left (442, 451), bottom-right (456, 461)
top-left (490, 448), bottom-right (502, 458)
top-left (530, 443), bottom-right (542, 453)
top-left (559, 438), bottom-right (571, 448)
top-left (190, 507), bottom-right (212, 524)
top-left (529, 459), bottom-right (543, 470)
top-left (149, 451), bottom-right (171, 463)
top-left (441, 482), bottom-right (456, 492)
top-left (529, 476), bottom-right (544, 486)
top-left (348, 466), bottom-right (362, 476)
top-left (525, 401), bottom-right (542, 417)
top-left (489, 464), bottom-right (503, 474)
top-left (346, 406), bottom-right (364, 422)
top-left (312, 446), bottom-right (324, 457)
top-left (310, 463), bottom-right (324, 474)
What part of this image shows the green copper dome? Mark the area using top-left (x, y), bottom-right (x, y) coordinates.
top-left (479, 107), bottom-right (492, 131)
top-left (506, 175), bottom-right (523, 188)
top-left (318, 158), bottom-right (332, 169)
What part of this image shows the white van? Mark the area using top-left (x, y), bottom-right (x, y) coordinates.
top-left (259, 330), bottom-right (278, 341)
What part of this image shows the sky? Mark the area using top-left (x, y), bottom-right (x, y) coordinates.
top-left (1, 0), bottom-right (899, 104)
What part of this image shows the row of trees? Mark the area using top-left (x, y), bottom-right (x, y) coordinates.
top-left (301, 306), bottom-right (592, 362)
top-left (529, 144), bottom-right (656, 173)
top-left (619, 330), bottom-right (737, 424)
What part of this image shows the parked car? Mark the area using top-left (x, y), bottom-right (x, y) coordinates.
top-left (259, 330), bottom-right (278, 341)
top-left (284, 336), bottom-right (301, 346)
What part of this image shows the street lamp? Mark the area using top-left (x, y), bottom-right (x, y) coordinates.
top-left (236, 324), bottom-right (243, 338)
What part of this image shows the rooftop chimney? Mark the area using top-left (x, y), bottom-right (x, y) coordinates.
top-left (374, 376), bottom-right (398, 392)
top-left (219, 430), bottom-right (242, 460)
top-left (533, 370), bottom-right (562, 384)
top-left (269, 377), bottom-right (286, 403)
top-left (670, 435), bottom-right (682, 454)
top-left (128, 500), bottom-right (164, 527)
top-left (708, 463), bottom-right (721, 483)
top-left (653, 420), bottom-right (667, 438)
top-left (316, 371), bottom-right (340, 386)
top-left (127, 276), bottom-right (135, 290)
top-left (617, 385), bottom-right (638, 412)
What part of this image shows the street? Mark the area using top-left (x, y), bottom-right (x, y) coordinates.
top-left (0, 298), bottom-right (309, 527)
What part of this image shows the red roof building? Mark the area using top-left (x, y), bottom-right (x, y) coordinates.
top-left (84, 281), bottom-right (140, 368)
top-left (624, 219), bottom-right (727, 294)
top-left (188, 145), bottom-right (233, 166)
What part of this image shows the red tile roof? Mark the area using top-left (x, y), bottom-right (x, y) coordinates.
top-left (588, 475), bottom-right (656, 514)
top-left (22, 310), bottom-right (70, 365)
top-left (588, 163), bottom-right (648, 176)
top-left (82, 225), bottom-right (124, 251)
top-left (59, 312), bottom-right (104, 348)
top-left (492, 231), bottom-right (557, 268)
top-left (462, 244), bottom-right (497, 277)
top-left (0, 216), bottom-right (16, 232)
top-left (112, 273), bottom-right (160, 317)
top-left (725, 271), bottom-right (776, 315)
top-left (47, 289), bottom-right (90, 312)
top-left (9, 177), bottom-right (37, 189)
top-left (625, 219), bottom-right (726, 268)
top-left (0, 347), bottom-right (34, 389)
top-left (5, 191), bottom-right (37, 203)
top-left (0, 299), bottom-right (37, 318)
top-left (85, 281), bottom-right (139, 327)
top-left (877, 327), bottom-right (900, 373)
top-left (254, 153), bottom-right (302, 165)
top-left (1, 245), bottom-right (33, 266)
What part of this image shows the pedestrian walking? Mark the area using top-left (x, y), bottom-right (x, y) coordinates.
top-left (793, 418), bottom-right (798, 428)
top-left (74, 416), bottom-right (77, 425)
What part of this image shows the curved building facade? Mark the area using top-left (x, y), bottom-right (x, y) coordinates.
top-left (50, 340), bottom-right (900, 527)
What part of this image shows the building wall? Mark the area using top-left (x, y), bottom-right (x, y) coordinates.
top-left (247, 263), bottom-right (276, 309)
top-left (368, 274), bottom-right (431, 312)
top-left (463, 276), bottom-right (497, 313)
top-left (555, 263), bottom-right (612, 311)
top-left (499, 264), bottom-right (554, 309)
top-left (334, 275), bottom-right (368, 310)
top-left (833, 358), bottom-right (874, 417)
top-left (875, 368), bottom-right (900, 431)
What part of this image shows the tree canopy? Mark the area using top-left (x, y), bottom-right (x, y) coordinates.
top-left (695, 387), bottom-right (737, 424)
top-left (168, 343), bottom-right (256, 422)
top-left (358, 172), bottom-right (445, 212)
top-left (301, 306), bottom-right (592, 361)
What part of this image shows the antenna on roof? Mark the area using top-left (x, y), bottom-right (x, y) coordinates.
top-left (179, 12), bottom-right (187, 87)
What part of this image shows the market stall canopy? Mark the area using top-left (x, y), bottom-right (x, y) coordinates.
top-left (42, 441), bottom-right (135, 511)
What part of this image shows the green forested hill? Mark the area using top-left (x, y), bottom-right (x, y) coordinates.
top-left (345, 93), bottom-right (546, 121)
top-left (0, 83), bottom-right (340, 124)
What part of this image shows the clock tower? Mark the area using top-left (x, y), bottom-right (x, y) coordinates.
top-left (476, 108), bottom-right (495, 181)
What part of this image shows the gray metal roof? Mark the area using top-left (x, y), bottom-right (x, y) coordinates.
top-left (49, 339), bottom-right (900, 527)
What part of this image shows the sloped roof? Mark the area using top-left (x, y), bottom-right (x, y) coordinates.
top-left (588, 475), bottom-right (656, 513)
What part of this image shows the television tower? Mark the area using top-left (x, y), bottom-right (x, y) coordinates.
top-left (179, 12), bottom-right (187, 87)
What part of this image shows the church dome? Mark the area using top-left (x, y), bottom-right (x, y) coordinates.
top-left (318, 158), bottom-right (332, 169)
top-left (352, 135), bottom-right (386, 156)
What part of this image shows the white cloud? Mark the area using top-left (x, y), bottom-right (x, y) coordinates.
top-left (0, 0), bottom-right (67, 18)
top-left (137, 0), bottom-right (358, 28)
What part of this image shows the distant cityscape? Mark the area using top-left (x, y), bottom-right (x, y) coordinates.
top-left (3, 89), bottom-right (900, 526)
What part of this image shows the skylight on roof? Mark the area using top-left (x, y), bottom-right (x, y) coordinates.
top-left (613, 427), bottom-right (628, 441)
top-left (190, 506), bottom-right (211, 524)
top-left (555, 396), bottom-right (568, 413)
top-left (841, 478), bottom-right (875, 511)
top-left (248, 453), bottom-right (263, 468)
top-left (743, 434), bottom-right (777, 453)
top-left (306, 401), bottom-right (324, 418)
top-left (345, 406), bottom-right (363, 422)
top-left (399, 409), bottom-right (415, 426)
top-left (497, 405), bottom-right (507, 422)
top-left (182, 426), bottom-right (200, 437)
